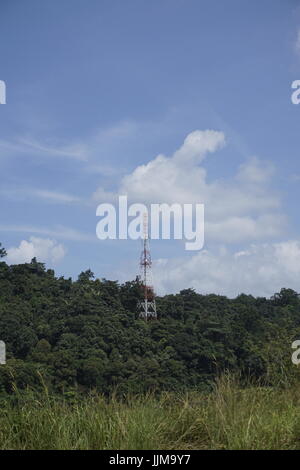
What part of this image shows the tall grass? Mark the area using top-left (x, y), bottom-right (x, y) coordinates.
top-left (1, 374), bottom-right (300, 450)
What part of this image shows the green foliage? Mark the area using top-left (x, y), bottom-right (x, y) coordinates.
top-left (0, 242), bottom-right (299, 395)
top-left (1, 376), bottom-right (300, 449)
top-left (0, 243), bottom-right (6, 258)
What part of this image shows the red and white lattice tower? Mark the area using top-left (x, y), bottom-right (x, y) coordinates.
top-left (139, 212), bottom-right (157, 320)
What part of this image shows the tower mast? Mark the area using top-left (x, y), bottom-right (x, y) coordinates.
top-left (139, 212), bottom-right (157, 320)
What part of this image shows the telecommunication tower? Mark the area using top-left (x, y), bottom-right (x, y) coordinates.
top-left (139, 213), bottom-right (157, 320)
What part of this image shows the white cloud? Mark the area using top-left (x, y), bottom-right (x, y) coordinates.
top-left (0, 137), bottom-right (87, 161)
top-left (236, 156), bottom-right (274, 184)
top-left (92, 187), bottom-right (117, 203)
top-left (1, 188), bottom-right (81, 204)
top-left (205, 214), bottom-right (285, 243)
top-left (0, 224), bottom-right (95, 242)
top-left (93, 130), bottom-right (283, 244)
top-left (154, 240), bottom-right (300, 298)
top-left (172, 129), bottom-right (225, 165)
top-left (19, 138), bottom-right (88, 161)
top-left (6, 237), bottom-right (66, 265)
top-left (32, 190), bottom-right (80, 203)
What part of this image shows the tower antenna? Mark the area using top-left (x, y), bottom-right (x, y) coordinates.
top-left (139, 212), bottom-right (157, 320)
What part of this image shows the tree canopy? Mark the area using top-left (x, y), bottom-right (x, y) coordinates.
top-left (0, 247), bottom-right (299, 396)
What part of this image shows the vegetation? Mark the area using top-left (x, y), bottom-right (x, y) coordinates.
top-left (0, 245), bottom-right (300, 449)
top-left (0, 251), bottom-right (300, 396)
top-left (1, 375), bottom-right (300, 450)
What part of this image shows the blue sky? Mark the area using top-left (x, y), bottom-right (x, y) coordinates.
top-left (1, 0), bottom-right (300, 297)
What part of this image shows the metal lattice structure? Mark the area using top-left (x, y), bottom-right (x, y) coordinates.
top-left (139, 213), bottom-right (157, 320)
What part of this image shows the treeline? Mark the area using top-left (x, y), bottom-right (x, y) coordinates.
top-left (0, 245), bottom-right (299, 396)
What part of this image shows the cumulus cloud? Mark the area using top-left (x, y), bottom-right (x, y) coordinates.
top-left (93, 130), bottom-right (283, 244)
top-left (236, 157), bottom-right (274, 184)
top-left (6, 237), bottom-right (66, 265)
top-left (94, 128), bottom-right (296, 297)
top-left (172, 129), bottom-right (225, 165)
top-left (154, 240), bottom-right (300, 298)
top-left (205, 214), bottom-right (285, 243)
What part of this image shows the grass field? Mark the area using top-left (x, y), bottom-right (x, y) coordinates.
top-left (0, 375), bottom-right (300, 450)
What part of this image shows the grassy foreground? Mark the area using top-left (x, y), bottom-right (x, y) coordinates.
top-left (1, 375), bottom-right (300, 450)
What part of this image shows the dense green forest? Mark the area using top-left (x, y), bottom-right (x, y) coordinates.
top-left (0, 241), bottom-right (299, 398)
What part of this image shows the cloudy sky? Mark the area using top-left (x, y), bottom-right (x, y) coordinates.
top-left (1, 0), bottom-right (300, 297)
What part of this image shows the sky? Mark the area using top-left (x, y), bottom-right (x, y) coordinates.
top-left (1, 0), bottom-right (300, 297)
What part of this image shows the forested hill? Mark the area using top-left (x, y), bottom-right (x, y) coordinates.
top-left (0, 251), bottom-right (299, 396)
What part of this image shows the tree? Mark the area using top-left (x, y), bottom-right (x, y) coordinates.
top-left (0, 243), bottom-right (6, 258)
top-left (0, 250), bottom-right (299, 395)
top-left (78, 269), bottom-right (95, 282)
